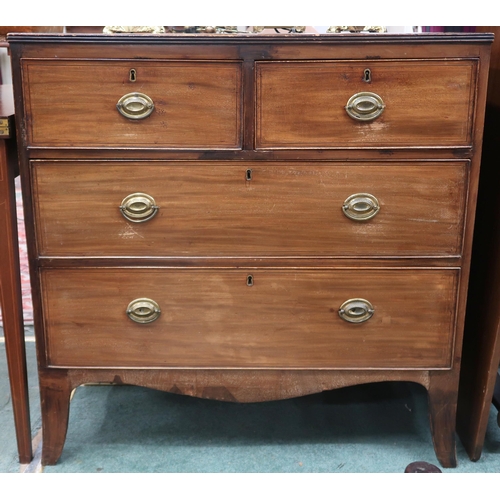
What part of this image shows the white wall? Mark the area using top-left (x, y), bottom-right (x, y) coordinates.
top-left (386, 26), bottom-right (419, 33)
top-left (1, 47), bottom-right (12, 83)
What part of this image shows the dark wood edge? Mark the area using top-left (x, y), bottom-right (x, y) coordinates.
top-left (6, 32), bottom-right (496, 44)
top-left (36, 258), bottom-right (463, 268)
top-left (23, 149), bottom-right (474, 162)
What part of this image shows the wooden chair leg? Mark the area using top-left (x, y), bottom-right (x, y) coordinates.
top-left (427, 373), bottom-right (458, 468)
top-left (39, 370), bottom-right (72, 466)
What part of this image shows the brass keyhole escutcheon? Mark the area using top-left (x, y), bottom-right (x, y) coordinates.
top-left (247, 275), bottom-right (254, 286)
top-left (129, 68), bottom-right (137, 82)
top-left (338, 298), bottom-right (374, 324)
top-left (363, 68), bottom-right (372, 83)
top-left (126, 298), bottom-right (161, 324)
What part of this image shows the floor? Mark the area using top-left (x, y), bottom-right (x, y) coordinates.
top-left (2, 330), bottom-right (500, 475)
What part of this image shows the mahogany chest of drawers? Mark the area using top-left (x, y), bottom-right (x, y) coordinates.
top-left (8, 32), bottom-right (492, 467)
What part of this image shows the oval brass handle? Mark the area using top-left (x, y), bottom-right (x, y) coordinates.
top-left (116, 92), bottom-right (154, 120)
top-left (342, 193), bottom-right (380, 221)
top-left (345, 92), bottom-right (385, 121)
top-left (120, 193), bottom-right (159, 223)
top-left (126, 298), bottom-right (161, 324)
top-left (339, 298), bottom-right (374, 324)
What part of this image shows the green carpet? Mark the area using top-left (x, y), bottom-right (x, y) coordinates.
top-left (43, 381), bottom-right (500, 473)
top-left (2, 330), bottom-right (500, 473)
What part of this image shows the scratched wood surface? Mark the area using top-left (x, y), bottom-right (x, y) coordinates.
top-left (32, 160), bottom-right (468, 257)
top-left (22, 60), bottom-right (242, 149)
top-left (41, 268), bottom-right (458, 369)
top-left (256, 60), bottom-right (477, 148)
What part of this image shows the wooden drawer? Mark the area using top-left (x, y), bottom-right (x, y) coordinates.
top-left (42, 268), bottom-right (458, 369)
top-left (32, 160), bottom-right (468, 257)
top-left (21, 60), bottom-right (242, 149)
top-left (256, 60), bottom-right (477, 149)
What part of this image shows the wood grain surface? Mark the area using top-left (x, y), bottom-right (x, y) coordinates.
top-left (32, 160), bottom-right (468, 257)
top-left (41, 268), bottom-right (458, 369)
top-left (22, 60), bottom-right (242, 149)
top-left (256, 60), bottom-right (476, 148)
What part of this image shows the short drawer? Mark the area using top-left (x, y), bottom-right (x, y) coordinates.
top-left (42, 268), bottom-right (458, 369)
top-left (32, 160), bottom-right (468, 257)
top-left (256, 60), bottom-right (476, 148)
top-left (22, 59), bottom-right (242, 149)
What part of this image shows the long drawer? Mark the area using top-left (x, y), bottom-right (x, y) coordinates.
top-left (41, 268), bottom-right (458, 369)
top-left (21, 60), bottom-right (242, 149)
top-left (256, 60), bottom-right (477, 148)
top-left (32, 160), bottom-right (468, 257)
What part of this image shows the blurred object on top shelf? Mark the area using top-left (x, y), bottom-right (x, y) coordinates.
top-left (328, 26), bottom-right (386, 33)
top-left (252, 26), bottom-right (306, 33)
top-left (421, 27), bottom-right (476, 32)
top-left (65, 27), bottom-right (104, 33)
top-left (103, 26), bottom-right (166, 34)
top-left (169, 26), bottom-right (240, 33)
top-left (0, 26), bottom-right (63, 36)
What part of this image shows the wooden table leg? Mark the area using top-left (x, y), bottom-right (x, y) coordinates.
top-left (456, 26), bottom-right (500, 462)
top-left (39, 370), bottom-right (72, 466)
top-left (456, 102), bottom-right (500, 462)
top-left (428, 372), bottom-right (458, 468)
top-left (0, 137), bottom-right (33, 464)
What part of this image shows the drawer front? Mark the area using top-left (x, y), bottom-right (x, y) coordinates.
top-left (256, 60), bottom-right (476, 148)
top-left (32, 160), bottom-right (467, 257)
top-left (42, 268), bottom-right (458, 369)
top-left (22, 60), bottom-right (242, 148)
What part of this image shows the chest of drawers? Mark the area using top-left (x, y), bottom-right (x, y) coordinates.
top-left (8, 32), bottom-right (492, 468)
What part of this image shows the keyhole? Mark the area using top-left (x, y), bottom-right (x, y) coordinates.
top-left (245, 169), bottom-right (253, 181)
top-left (363, 68), bottom-right (371, 83)
top-left (246, 275), bottom-right (254, 286)
top-left (129, 69), bottom-right (137, 82)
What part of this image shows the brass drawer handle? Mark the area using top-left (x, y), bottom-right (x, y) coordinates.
top-left (126, 298), bottom-right (161, 324)
top-left (339, 298), bottom-right (374, 324)
top-left (120, 193), bottom-right (159, 223)
top-left (345, 92), bottom-right (385, 121)
top-left (342, 193), bottom-right (380, 221)
top-left (116, 92), bottom-right (155, 120)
